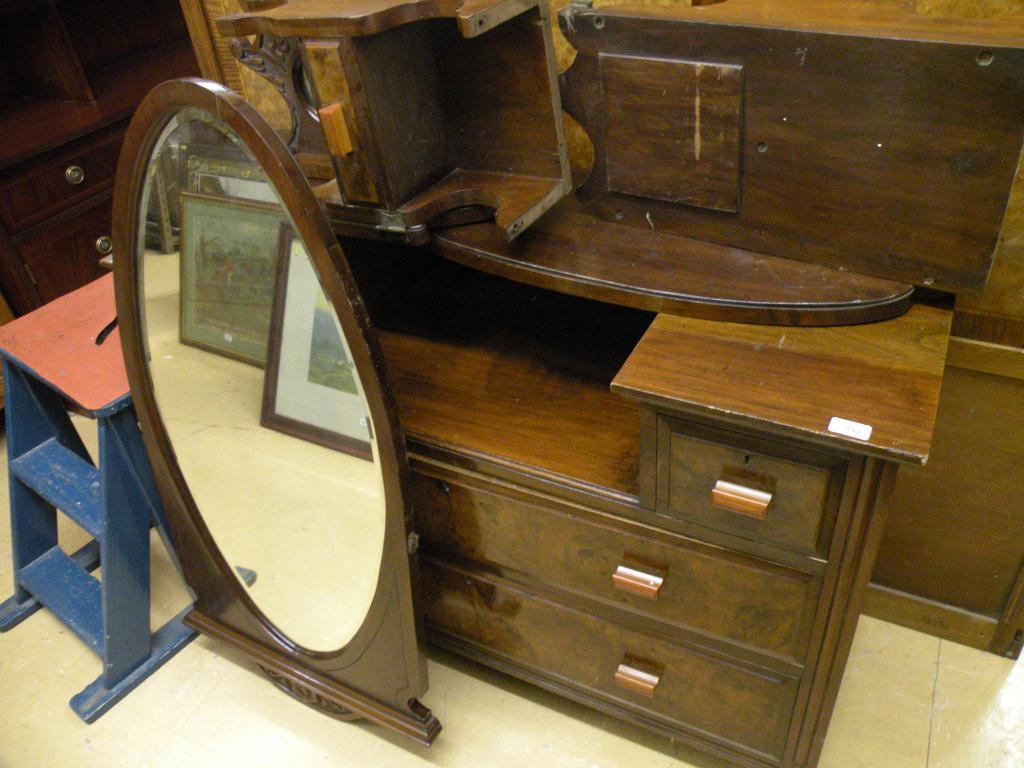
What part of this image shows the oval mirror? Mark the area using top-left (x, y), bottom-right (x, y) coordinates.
top-left (113, 79), bottom-right (437, 743)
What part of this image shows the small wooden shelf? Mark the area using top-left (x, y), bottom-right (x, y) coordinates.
top-left (0, 40), bottom-right (196, 169)
top-left (218, 0), bottom-right (537, 39)
top-left (430, 197), bottom-right (916, 327)
top-left (359, 251), bottom-right (646, 497)
top-left (220, 0), bottom-right (570, 242)
top-left (613, 304), bottom-right (953, 464)
top-left (319, 170), bottom-right (569, 245)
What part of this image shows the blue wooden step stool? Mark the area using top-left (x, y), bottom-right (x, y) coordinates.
top-left (0, 275), bottom-right (196, 722)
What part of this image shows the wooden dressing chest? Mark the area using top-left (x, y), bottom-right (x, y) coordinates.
top-left (341, 250), bottom-right (953, 768)
top-left (145, 0), bottom-right (1023, 763)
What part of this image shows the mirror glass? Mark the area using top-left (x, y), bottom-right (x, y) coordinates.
top-left (134, 106), bottom-right (384, 652)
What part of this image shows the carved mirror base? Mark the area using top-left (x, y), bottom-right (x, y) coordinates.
top-left (188, 611), bottom-right (442, 744)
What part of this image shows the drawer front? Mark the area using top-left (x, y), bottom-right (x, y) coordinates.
top-left (658, 417), bottom-right (846, 558)
top-left (413, 472), bottom-right (820, 663)
top-left (0, 128), bottom-right (123, 234)
top-left (16, 197), bottom-right (112, 304)
top-left (423, 559), bottom-right (799, 764)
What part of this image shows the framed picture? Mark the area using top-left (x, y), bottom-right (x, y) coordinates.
top-left (186, 154), bottom-right (278, 204)
top-left (179, 192), bottom-right (285, 366)
top-left (261, 227), bottom-right (373, 459)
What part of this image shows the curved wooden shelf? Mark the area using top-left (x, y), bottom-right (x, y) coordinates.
top-left (217, 0), bottom-right (534, 39)
top-left (429, 198), bottom-right (915, 327)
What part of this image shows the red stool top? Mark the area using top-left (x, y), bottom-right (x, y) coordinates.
top-left (0, 275), bottom-right (128, 415)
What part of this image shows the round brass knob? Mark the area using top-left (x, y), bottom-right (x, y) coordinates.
top-left (65, 165), bottom-right (85, 185)
top-left (95, 235), bottom-right (113, 255)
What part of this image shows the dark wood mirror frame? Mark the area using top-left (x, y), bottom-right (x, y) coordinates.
top-left (112, 78), bottom-right (440, 745)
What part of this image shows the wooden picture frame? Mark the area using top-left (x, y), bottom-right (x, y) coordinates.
top-left (178, 191), bottom-right (284, 366)
top-left (186, 154), bottom-right (277, 203)
top-left (261, 225), bottom-right (372, 459)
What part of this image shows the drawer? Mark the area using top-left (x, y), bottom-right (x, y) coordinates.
top-left (413, 472), bottom-right (821, 663)
top-left (423, 559), bottom-right (799, 764)
top-left (0, 127), bottom-right (123, 234)
top-left (16, 196), bottom-right (112, 304)
top-left (658, 417), bottom-right (846, 558)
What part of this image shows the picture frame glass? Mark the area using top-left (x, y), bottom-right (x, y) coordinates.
top-left (262, 232), bottom-right (372, 458)
top-left (178, 192), bottom-right (283, 366)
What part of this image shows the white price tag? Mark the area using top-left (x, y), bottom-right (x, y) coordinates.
top-left (828, 416), bottom-right (872, 441)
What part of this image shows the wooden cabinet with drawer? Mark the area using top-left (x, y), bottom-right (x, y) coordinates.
top-left (345, 237), bottom-right (951, 767)
top-left (656, 418), bottom-right (846, 561)
top-left (0, 0), bottom-right (196, 315)
top-left (363, 247), bottom-right (951, 768)
top-left (14, 194), bottom-right (113, 305)
top-left (0, 126), bottom-right (123, 235)
top-left (422, 558), bottom-right (801, 766)
top-left (412, 469), bottom-right (822, 665)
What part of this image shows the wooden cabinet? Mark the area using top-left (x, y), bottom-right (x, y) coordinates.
top-left (656, 419), bottom-right (845, 561)
top-left (176, 0), bottom-right (1024, 657)
top-left (423, 560), bottom-right (803, 764)
top-left (413, 470), bottom-right (822, 664)
top-left (0, 0), bottom-right (197, 315)
top-left (15, 193), bottom-right (113, 305)
top-left (345, 249), bottom-right (950, 768)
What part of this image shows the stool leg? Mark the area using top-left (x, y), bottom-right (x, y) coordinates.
top-left (1, 362), bottom-right (101, 630)
top-left (69, 407), bottom-right (196, 722)
top-left (111, 404), bottom-right (188, 583)
top-left (97, 409), bottom-right (152, 686)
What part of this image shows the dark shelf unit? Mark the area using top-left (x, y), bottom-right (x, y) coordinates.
top-left (0, 0), bottom-right (197, 314)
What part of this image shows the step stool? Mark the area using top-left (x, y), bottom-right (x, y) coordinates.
top-left (0, 275), bottom-right (196, 722)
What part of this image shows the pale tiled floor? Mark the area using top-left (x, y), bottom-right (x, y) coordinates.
top-left (0, 419), bottom-right (1021, 768)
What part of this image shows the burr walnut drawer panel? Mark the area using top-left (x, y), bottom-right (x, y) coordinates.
top-left (658, 417), bottom-right (847, 559)
top-left (412, 471), bottom-right (821, 664)
top-left (422, 558), bottom-right (800, 765)
top-left (0, 126), bottom-right (124, 234)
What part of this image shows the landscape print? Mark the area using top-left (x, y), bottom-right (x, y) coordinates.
top-left (307, 289), bottom-right (358, 394)
top-left (180, 193), bottom-right (283, 365)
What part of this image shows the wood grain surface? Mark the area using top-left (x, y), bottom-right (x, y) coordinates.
top-left (561, 5), bottom-right (1024, 293)
top-left (583, 0), bottom-right (1024, 46)
top-left (432, 197), bottom-right (914, 327)
top-left (601, 55), bottom-right (742, 211)
top-left (612, 304), bottom-right (952, 463)
top-left (218, 0), bottom-right (541, 38)
top-left (376, 283), bottom-right (647, 494)
top-left (422, 558), bottom-right (800, 763)
top-left (412, 469), bottom-right (822, 663)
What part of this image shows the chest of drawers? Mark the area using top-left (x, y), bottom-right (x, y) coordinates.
top-left (360, 254), bottom-right (952, 768)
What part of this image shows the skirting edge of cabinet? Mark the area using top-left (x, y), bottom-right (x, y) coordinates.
top-left (946, 335), bottom-right (1024, 380)
top-left (862, 583), bottom-right (998, 652)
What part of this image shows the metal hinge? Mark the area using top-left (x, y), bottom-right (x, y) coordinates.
top-left (407, 531), bottom-right (420, 555)
top-left (377, 211), bottom-right (408, 234)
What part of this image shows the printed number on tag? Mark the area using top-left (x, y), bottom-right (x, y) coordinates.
top-left (828, 416), bottom-right (872, 441)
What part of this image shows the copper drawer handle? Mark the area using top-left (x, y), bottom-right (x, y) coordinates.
top-left (711, 479), bottom-right (772, 519)
top-left (614, 662), bottom-right (661, 698)
top-left (318, 103), bottom-right (354, 156)
top-left (612, 564), bottom-right (664, 600)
